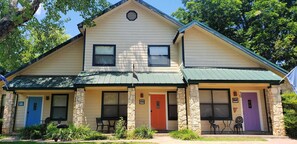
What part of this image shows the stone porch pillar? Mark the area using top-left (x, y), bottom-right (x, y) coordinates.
top-left (73, 88), bottom-right (85, 126)
top-left (268, 85), bottom-right (286, 136)
top-left (188, 84), bottom-right (201, 135)
top-left (2, 91), bottom-right (16, 134)
top-left (177, 88), bottom-right (187, 130)
top-left (127, 87), bottom-right (136, 130)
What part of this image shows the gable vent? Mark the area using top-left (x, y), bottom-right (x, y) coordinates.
top-left (126, 10), bottom-right (137, 21)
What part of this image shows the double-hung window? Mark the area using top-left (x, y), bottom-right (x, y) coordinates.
top-left (93, 45), bottom-right (116, 66)
top-left (148, 45), bottom-right (170, 67)
top-left (102, 92), bottom-right (128, 119)
top-left (167, 92), bottom-right (177, 120)
top-left (200, 89), bottom-right (231, 120)
top-left (50, 94), bottom-right (68, 120)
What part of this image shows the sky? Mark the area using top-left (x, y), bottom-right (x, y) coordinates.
top-left (34, 0), bottom-right (183, 37)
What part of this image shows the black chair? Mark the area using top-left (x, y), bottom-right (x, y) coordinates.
top-left (41, 117), bottom-right (51, 135)
top-left (209, 117), bottom-right (220, 134)
top-left (96, 118), bottom-right (108, 132)
top-left (233, 116), bottom-right (243, 134)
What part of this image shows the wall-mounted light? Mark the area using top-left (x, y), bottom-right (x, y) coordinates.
top-left (233, 91), bottom-right (238, 96)
top-left (140, 93), bottom-right (144, 98)
top-left (46, 96), bottom-right (50, 100)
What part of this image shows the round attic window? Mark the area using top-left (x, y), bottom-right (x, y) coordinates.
top-left (126, 10), bottom-right (137, 21)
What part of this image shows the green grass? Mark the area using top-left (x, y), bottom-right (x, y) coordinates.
top-left (198, 137), bottom-right (267, 141)
top-left (0, 135), bottom-right (6, 139)
top-left (169, 129), bottom-right (199, 140)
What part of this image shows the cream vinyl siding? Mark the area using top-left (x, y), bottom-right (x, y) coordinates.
top-left (84, 1), bottom-right (179, 72)
top-left (21, 38), bottom-right (83, 75)
top-left (184, 27), bottom-right (260, 68)
top-left (84, 90), bottom-right (102, 130)
top-left (14, 91), bottom-right (74, 129)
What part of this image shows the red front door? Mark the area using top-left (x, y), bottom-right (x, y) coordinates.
top-left (150, 94), bottom-right (166, 130)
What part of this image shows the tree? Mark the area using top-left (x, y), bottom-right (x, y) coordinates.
top-left (0, 0), bottom-right (110, 41)
top-left (0, 0), bottom-right (110, 71)
top-left (0, 16), bottom-right (69, 71)
top-left (173, 0), bottom-right (297, 71)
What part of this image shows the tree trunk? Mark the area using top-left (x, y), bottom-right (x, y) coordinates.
top-left (0, 0), bottom-right (41, 41)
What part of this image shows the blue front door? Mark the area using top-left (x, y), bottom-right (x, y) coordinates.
top-left (26, 97), bottom-right (42, 127)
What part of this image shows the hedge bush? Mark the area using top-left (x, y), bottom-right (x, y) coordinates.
top-left (18, 123), bottom-right (107, 141)
top-left (127, 126), bottom-right (156, 139)
top-left (18, 125), bottom-right (43, 139)
top-left (45, 123), bottom-right (97, 141)
top-left (169, 129), bottom-right (199, 140)
top-left (282, 92), bottom-right (297, 138)
top-left (115, 117), bottom-right (126, 139)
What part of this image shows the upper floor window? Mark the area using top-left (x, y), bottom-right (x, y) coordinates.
top-left (148, 45), bottom-right (170, 67)
top-left (93, 45), bottom-right (116, 66)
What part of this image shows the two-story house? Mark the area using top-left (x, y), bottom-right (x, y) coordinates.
top-left (0, 0), bottom-right (288, 136)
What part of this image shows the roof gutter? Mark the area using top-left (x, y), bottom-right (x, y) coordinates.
top-left (187, 80), bottom-right (282, 85)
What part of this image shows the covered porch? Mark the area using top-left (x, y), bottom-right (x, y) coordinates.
top-left (182, 68), bottom-right (286, 136)
top-left (1, 68), bottom-right (286, 137)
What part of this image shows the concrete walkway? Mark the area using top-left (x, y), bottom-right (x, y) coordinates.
top-left (1, 135), bottom-right (297, 144)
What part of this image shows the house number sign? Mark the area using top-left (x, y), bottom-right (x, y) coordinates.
top-left (139, 99), bottom-right (145, 105)
top-left (18, 101), bottom-right (24, 106)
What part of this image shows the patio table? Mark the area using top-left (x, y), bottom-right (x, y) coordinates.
top-left (221, 120), bottom-right (233, 134)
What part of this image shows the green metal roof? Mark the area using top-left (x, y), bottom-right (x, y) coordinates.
top-left (75, 71), bottom-right (184, 86)
top-left (6, 76), bottom-right (76, 90)
top-left (176, 21), bottom-right (288, 75)
top-left (182, 68), bottom-right (282, 84)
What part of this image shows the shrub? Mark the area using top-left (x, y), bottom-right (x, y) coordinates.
top-left (127, 126), bottom-right (156, 139)
top-left (115, 117), bottom-right (126, 139)
top-left (169, 129), bottom-right (199, 140)
top-left (45, 123), bottom-right (94, 141)
top-left (84, 131), bottom-right (107, 140)
top-left (282, 92), bottom-right (297, 138)
top-left (19, 125), bottom-right (43, 139)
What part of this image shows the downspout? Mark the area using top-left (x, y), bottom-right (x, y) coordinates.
top-left (184, 87), bottom-right (188, 129)
top-left (12, 93), bottom-right (18, 132)
top-left (263, 89), bottom-right (270, 134)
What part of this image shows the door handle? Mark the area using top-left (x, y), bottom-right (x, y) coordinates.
top-left (151, 110), bottom-right (152, 112)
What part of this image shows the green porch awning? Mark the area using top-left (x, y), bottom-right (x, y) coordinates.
top-left (75, 71), bottom-right (184, 86)
top-left (182, 68), bottom-right (282, 84)
top-left (7, 76), bottom-right (76, 90)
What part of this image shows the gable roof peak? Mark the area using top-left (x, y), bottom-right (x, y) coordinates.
top-left (176, 20), bottom-right (288, 76)
top-left (77, 0), bottom-right (183, 29)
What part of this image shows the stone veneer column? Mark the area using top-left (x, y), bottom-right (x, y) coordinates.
top-left (177, 88), bottom-right (187, 130)
top-left (2, 91), bottom-right (15, 134)
top-left (73, 88), bottom-right (85, 126)
top-left (268, 85), bottom-right (286, 136)
top-left (188, 84), bottom-right (201, 135)
top-left (127, 88), bottom-right (136, 130)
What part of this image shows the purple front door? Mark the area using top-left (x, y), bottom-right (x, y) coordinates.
top-left (242, 92), bottom-right (261, 131)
